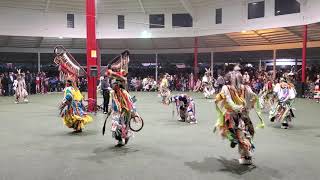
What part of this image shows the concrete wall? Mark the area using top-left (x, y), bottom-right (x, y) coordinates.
top-left (0, 0), bottom-right (319, 38)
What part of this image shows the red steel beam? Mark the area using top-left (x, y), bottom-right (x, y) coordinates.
top-left (302, 25), bottom-right (307, 83)
top-left (194, 37), bottom-right (198, 80)
top-left (86, 0), bottom-right (97, 111)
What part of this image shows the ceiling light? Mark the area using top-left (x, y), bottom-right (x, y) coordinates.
top-left (141, 30), bottom-right (152, 38)
top-left (246, 63), bottom-right (253, 67)
top-left (252, 2), bottom-right (257, 5)
top-left (59, 36), bottom-right (63, 39)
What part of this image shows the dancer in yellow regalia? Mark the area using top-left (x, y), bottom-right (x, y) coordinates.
top-left (59, 80), bottom-right (92, 132)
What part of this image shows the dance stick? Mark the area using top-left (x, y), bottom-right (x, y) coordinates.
top-left (102, 111), bottom-right (111, 135)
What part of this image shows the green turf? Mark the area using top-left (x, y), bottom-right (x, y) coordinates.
top-left (0, 92), bottom-right (319, 180)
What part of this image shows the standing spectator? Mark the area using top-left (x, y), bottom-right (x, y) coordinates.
top-left (80, 77), bottom-right (87, 92)
top-left (13, 77), bottom-right (18, 94)
top-left (2, 73), bottom-right (9, 96)
top-left (44, 76), bottom-right (49, 93)
top-left (40, 72), bottom-right (45, 94)
top-left (216, 73), bottom-right (225, 92)
top-left (0, 73), bottom-right (3, 96)
top-left (25, 70), bottom-right (32, 94)
top-left (181, 77), bottom-right (187, 92)
top-left (49, 77), bottom-right (58, 92)
top-left (58, 77), bottom-right (64, 92)
top-left (251, 79), bottom-right (257, 93)
top-left (189, 73), bottom-right (194, 91)
top-left (193, 78), bottom-right (202, 92)
top-left (130, 77), bottom-right (137, 91)
top-left (8, 72), bottom-right (15, 96)
top-left (314, 74), bottom-right (320, 103)
top-left (101, 75), bottom-right (110, 114)
top-left (97, 76), bottom-right (104, 92)
top-left (243, 71), bottom-right (250, 84)
top-left (151, 79), bottom-right (157, 91)
top-left (169, 75), bottom-right (174, 91)
top-left (136, 77), bottom-right (142, 91)
top-left (36, 73), bottom-right (40, 94)
top-left (142, 77), bottom-right (148, 91)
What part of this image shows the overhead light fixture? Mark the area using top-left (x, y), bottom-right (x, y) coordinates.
top-left (252, 2), bottom-right (257, 5)
top-left (245, 63), bottom-right (253, 67)
top-left (141, 30), bottom-right (152, 38)
top-left (58, 36), bottom-right (63, 39)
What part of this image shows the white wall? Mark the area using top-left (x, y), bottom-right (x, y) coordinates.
top-left (304, 0), bottom-right (320, 23)
top-left (0, 7), bottom-right (86, 38)
top-left (96, 11), bottom-right (197, 38)
top-left (0, 0), bottom-right (319, 39)
top-left (194, 0), bottom-right (313, 36)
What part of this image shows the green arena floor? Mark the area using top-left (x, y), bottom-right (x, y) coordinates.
top-left (0, 92), bottom-right (319, 180)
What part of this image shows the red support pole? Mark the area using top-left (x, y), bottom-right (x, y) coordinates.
top-left (302, 25), bottom-right (307, 83)
top-left (86, 0), bottom-right (97, 111)
top-left (97, 39), bottom-right (101, 78)
top-left (273, 49), bottom-right (277, 80)
top-left (194, 37), bottom-right (198, 81)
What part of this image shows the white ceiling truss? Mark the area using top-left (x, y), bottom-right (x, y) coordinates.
top-left (0, 23), bottom-right (319, 51)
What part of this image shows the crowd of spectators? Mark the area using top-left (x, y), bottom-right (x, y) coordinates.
top-left (127, 65), bottom-right (320, 100)
top-left (0, 70), bottom-right (88, 96)
top-left (1, 65), bottom-right (319, 100)
top-left (128, 74), bottom-right (192, 92)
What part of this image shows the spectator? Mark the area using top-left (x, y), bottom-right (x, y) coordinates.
top-left (25, 70), bottom-right (32, 94)
top-left (243, 71), bottom-right (250, 84)
top-left (2, 73), bottom-right (9, 96)
top-left (36, 73), bottom-right (40, 94)
top-left (40, 72), bottom-right (46, 94)
top-left (130, 77), bottom-right (137, 91)
top-left (101, 76), bottom-right (110, 114)
top-left (0, 73), bottom-right (3, 96)
top-left (216, 73), bottom-right (225, 92)
top-left (8, 72), bottom-right (15, 96)
top-left (189, 73), bottom-right (194, 91)
top-left (314, 74), bottom-right (320, 103)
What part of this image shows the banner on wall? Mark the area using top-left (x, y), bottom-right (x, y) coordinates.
top-left (6, 63), bottom-right (13, 68)
top-left (176, 63), bottom-right (186, 68)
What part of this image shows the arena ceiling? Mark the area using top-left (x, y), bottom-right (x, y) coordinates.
top-left (0, 0), bottom-right (215, 13)
top-left (0, 23), bottom-right (319, 50)
top-left (1, 1), bottom-right (319, 64)
top-left (0, 0), bottom-right (319, 61)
